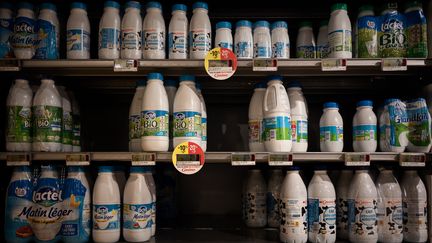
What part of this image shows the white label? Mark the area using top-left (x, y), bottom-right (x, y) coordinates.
top-left (231, 153), bottom-right (255, 166)
top-left (280, 198), bottom-right (308, 236)
top-left (403, 199), bottom-right (428, 233)
top-left (348, 198), bottom-right (377, 240)
top-left (321, 59), bottom-right (347, 71)
top-left (114, 59), bottom-right (138, 72)
top-left (268, 153), bottom-right (293, 166)
top-left (252, 58), bottom-right (278, 71)
top-left (131, 153), bottom-right (156, 166)
top-left (377, 198), bottom-right (403, 237)
top-left (381, 58), bottom-right (407, 71)
top-left (0, 59), bottom-right (20, 71)
top-left (399, 153), bottom-right (425, 167)
top-left (345, 153), bottom-right (370, 166)
top-left (65, 153), bottom-right (90, 166)
top-left (6, 154), bottom-right (30, 166)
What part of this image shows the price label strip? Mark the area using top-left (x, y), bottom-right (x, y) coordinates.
top-left (344, 153), bottom-right (370, 166)
top-left (321, 59), bottom-right (347, 71)
top-left (6, 153), bottom-right (31, 166)
top-left (204, 47), bottom-right (238, 80)
top-left (381, 58), bottom-right (407, 71)
top-left (231, 153), bottom-right (256, 166)
top-left (172, 142), bottom-right (205, 175)
top-left (399, 153), bottom-right (425, 167)
top-left (114, 59), bottom-right (138, 72)
top-left (0, 59), bottom-right (20, 71)
top-left (131, 153), bottom-right (156, 166)
top-left (268, 153), bottom-right (293, 166)
top-left (66, 153), bottom-right (90, 166)
top-left (252, 58), bottom-right (278, 71)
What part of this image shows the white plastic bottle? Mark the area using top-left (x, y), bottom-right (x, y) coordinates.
top-left (248, 81), bottom-right (266, 152)
top-left (279, 168), bottom-right (308, 243)
top-left (144, 169), bottom-right (157, 236)
top-left (287, 81), bottom-right (308, 152)
top-left (165, 80), bottom-right (178, 150)
top-left (320, 102), bottom-right (343, 152)
top-left (141, 73), bottom-right (169, 151)
top-left (376, 169), bottom-right (403, 243)
top-left (253, 21), bottom-right (271, 58)
top-left (12, 2), bottom-right (36, 59)
top-left (263, 75), bottom-right (292, 152)
top-left (196, 82), bottom-right (207, 152)
top-left (129, 80), bottom-right (146, 152)
top-left (296, 21), bottom-right (316, 58)
top-left (6, 79), bottom-right (32, 152)
top-left (353, 100), bottom-right (377, 152)
top-left (215, 21), bottom-right (233, 50)
top-left (354, 5), bottom-right (375, 58)
top-left (98, 1), bottom-right (121, 59)
top-left (336, 170), bottom-right (352, 240)
top-left (168, 4), bottom-right (188, 59)
top-left (271, 21), bottom-right (290, 59)
top-left (328, 3), bottom-right (352, 58)
top-left (121, 1), bottom-right (142, 59)
top-left (348, 169), bottom-right (378, 243)
top-left (123, 167), bottom-right (152, 242)
top-left (142, 1), bottom-right (166, 59)
top-left (406, 98), bottom-right (432, 152)
top-left (317, 20), bottom-right (330, 58)
top-left (401, 170), bottom-right (428, 243)
top-left (32, 79), bottom-right (62, 152)
top-left (245, 169), bottom-right (267, 227)
top-left (35, 3), bottom-right (59, 59)
top-left (234, 20), bottom-right (253, 59)
top-left (67, 2), bottom-right (90, 59)
top-left (58, 86), bottom-right (73, 152)
top-left (69, 91), bottom-right (81, 152)
top-left (173, 75), bottom-right (202, 148)
top-left (93, 166), bottom-right (121, 243)
top-left (0, 2), bottom-right (14, 58)
top-left (189, 2), bottom-right (211, 59)
top-left (267, 169), bottom-right (283, 228)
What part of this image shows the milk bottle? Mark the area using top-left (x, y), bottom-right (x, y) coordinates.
top-left (144, 170), bottom-right (157, 236)
top-left (234, 20), bottom-right (253, 59)
top-left (129, 80), bottom-right (146, 152)
top-left (35, 3), bottom-right (59, 59)
top-left (279, 168), bottom-right (308, 243)
top-left (271, 21), bottom-right (290, 59)
top-left (4, 166), bottom-right (33, 243)
top-left (141, 73), bottom-right (169, 151)
top-left (215, 21), bottom-right (233, 50)
top-left (69, 91), bottom-right (81, 152)
top-left (287, 81), bottom-right (308, 152)
top-left (263, 75), bottom-right (292, 152)
top-left (6, 79), bottom-right (32, 152)
top-left (296, 21), bottom-right (316, 58)
top-left (196, 82), bottom-right (207, 152)
top-left (328, 3), bottom-right (352, 58)
top-left (123, 167), bottom-right (152, 242)
top-left (114, 166), bottom-right (126, 200)
top-left (245, 169), bottom-right (267, 227)
top-left (173, 75), bottom-right (202, 148)
top-left (406, 98), bottom-right (432, 152)
top-left (376, 169), bottom-right (403, 243)
top-left (248, 81), bottom-right (266, 152)
top-left (267, 169), bottom-right (283, 228)
top-left (58, 86), bottom-right (73, 152)
top-left (98, 1), bottom-right (121, 59)
top-left (355, 5), bottom-right (377, 58)
top-left (379, 99), bottom-right (408, 152)
top-left (405, 1), bottom-right (428, 58)
top-left (189, 2), bottom-right (211, 59)
top-left (93, 166), bottom-right (121, 243)
top-left (348, 169), bottom-right (378, 243)
top-left (62, 167), bottom-right (91, 243)
top-left (168, 4), bottom-right (188, 59)
top-left (29, 165), bottom-right (63, 242)
top-left (32, 79), bottom-right (62, 152)
top-left (317, 20), bottom-right (330, 58)
top-left (307, 169), bottom-right (337, 243)
top-left (121, 1), bottom-right (142, 59)
top-left (67, 2), bottom-right (90, 59)
top-left (401, 170), bottom-right (428, 243)
top-left (142, 1), bottom-right (166, 59)
top-left (12, 2), bottom-right (36, 59)
top-left (253, 21), bottom-right (272, 58)
top-left (353, 100), bottom-right (377, 152)
top-left (0, 2), bottom-right (13, 58)
top-left (165, 80), bottom-right (178, 150)
top-left (320, 102), bottom-right (343, 152)
top-left (379, 3), bottom-right (407, 58)
top-left (336, 170), bottom-right (352, 240)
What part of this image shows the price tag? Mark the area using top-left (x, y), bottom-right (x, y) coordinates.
top-left (231, 153), bottom-right (256, 166)
top-left (252, 59), bottom-right (278, 71)
top-left (172, 142), bottom-right (205, 175)
top-left (0, 59), bottom-right (20, 71)
top-left (6, 153), bottom-right (30, 166)
top-left (399, 153), bottom-right (425, 167)
top-left (321, 59), bottom-right (347, 71)
top-left (381, 58), bottom-right (407, 71)
top-left (268, 153), bottom-right (293, 166)
top-left (204, 47), bottom-right (237, 80)
top-left (114, 59), bottom-right (138, 72)
top-left (66, 153), bottom-right (90, 166)
top-left (131, 153), bottom-right (156, 166)
top-left (345, 153), bottom-right (370, 166)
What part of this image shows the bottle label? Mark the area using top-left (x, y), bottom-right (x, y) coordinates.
top-left (33, 105), bottom-right (62, 143)
top-left (99, 28), bottom-right (120, 51)
top-left (353, 124), bottom-right (377, 141)
top-left (336, 196), bottom-right (349, 234)
top-left (151, 201), bottom-right (156, 226)
top-left (141, 110), bottom-right (169, 137)
top-left (357, 16), bottom-right (378, 58)
top-left (378, 12), bottom-right (407, 58)
top-left (143, 29), bottom-right (165, 51)
top-left (121, 29), bottom-right (142, 51)
top-left (0, 17), bottom-right (13, 58)
top-left (11, 16), bottom-right (36, 50)
top-left (190, 30), bottom-right (211, 53)
top-left (254, 43), bottom-right (271, 58)
top-left (405, 10), bottom-right (427, 57)
top-left (169, 31), bottom-right (187, 54)
top-left (248, 119), bottom-right (262, 144)
top-left (235, 41), bottom-right (252, 58)
top-left (93, 204), bottom-right (121, 230)
top-left (129, 114), bottom-right (141, 140)
top-left (67, 29), bottom-right (90, 52)
top-left (217, 41), bottom-right (232, 50)
top-left (296, 45), bottom-right (316, 58)
top-left (387, 101), bottom-right (409, 147)
top-left (272, 41), bottom-right (289, 58)
top-left (263, 116), bottom-right (291, 141)
top-left (72, 114), bottom-right (80, 147)
top-left (328, 29), bottom-right (352, 53)
top-left (173, 111), bottom-right (202, 138)
top-left (308, 198), bottom-right (337, 235)
top-left (279, 198), bottom-right (308, 235)
top-left (62, 111), bottom-right (73, 146)
top-left (291, 119), bottom-right (308, 143)
top-left (348, 198), bottom-right (377, 238)
top-left (245, 191), bottom-right (266, 225)
top-left (403, 199), bottom-right (427, 232)
top-left (320, 126), bottom-right (343, 142)
top-left (34, 19), bottom-right (58, 59)
top-left (267, 191), bottom-right (280, 224)
top-left (7, 106), bottom-right (32, 143)
top-left (317, 43), bottom-right (330, 58)
top-left (377, 198), bottom-right (403, 236)
top-left (202, 117), bottom-right (207, 141)
top-left (406, 100), bottom-right (431, 147)
top-left (123, 203), bottom-right (153, 230)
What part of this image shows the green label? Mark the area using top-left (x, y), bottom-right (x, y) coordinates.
top-left (173, 111), bottom-right (202, 138)
top-left (378, 13), bottom-right (407, 58)
top-left (129, 114), bottom-right (141, 139)
top-left (33, 105), bottom-right (62, 143)
top-left (263, 116), bottom-right (291, 141)
top-left (62, 111), bottom-right (73, 145)
top-left (72, 114), bottom-right (80, 146)
top-left (141, 110), bottom-right (169, 137)
top-left (357, 16), bottom-right (378, 58)
top-left (6, 106), bottom-right (32, 143)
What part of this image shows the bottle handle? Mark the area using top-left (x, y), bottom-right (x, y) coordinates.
top-left (263, 87), bottom-right (269, 113)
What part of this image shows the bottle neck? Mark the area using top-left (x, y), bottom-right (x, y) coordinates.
top-left (126, 7), bottom-right (140, 13)
top-left (172, 10), bottom-right (186, 16)
top-left (193, 8), bottom-right (208, 14)
top-left (40, 9), bottom-right (57, 16)
top-left (104, 7), bottom-right (119, 13)
top-left (71, 8), bottom-right (87, 15)
top-left (0, 8), bottom-right (12, 17)
top-left (18, 9), bottom-right (35, 18)
top-left (147, 8), bottom-right (162, 14)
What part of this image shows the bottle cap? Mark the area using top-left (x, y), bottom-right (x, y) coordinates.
top-left (331, 3), bottom-right (348, 12)
top-left (299, 21), bottom-right (313, 28)
top-left (148, 72), bottom-right (164, 81)
top-left (357, 100), bottom-right (373, 107)
top-left (0, 2), bottom-right (13, 10)
top-left (216, 21), bottom-right (232, 30)
top-left (18, 2), bottom-right (34, 10)
top-left (254, 81), bottom-right (267, 89)
top-left (179, 75), bottom-right (196, 82)
top-left (266, 75), bottom-right (283, 82)
top-left (193, 2), bottom-right (208, 10)
top-left (172, 4), bottom-right (187, 12)
top-left (253, 20), bottom-right (270, 29)
top-left (236, 20), bottom-right (252, 28)
top-left (71, 2), bottom-right (87, 10)
top-left (323, 102), bottom-right (339, 109)
top-left (99, 166), bottom-right (114, 172)
top-left (68, 166), bottom-right (85, 172)
top-left (271, 21), bottom-right (288, 30)
top-left (125, 1), bottom-right (141, 10)
top-left (147, 1), bottom-right (162, 10)
top-left (40, 3), bottom-right (57, 11)
top-left (104, 1), bottom-right (120, 9)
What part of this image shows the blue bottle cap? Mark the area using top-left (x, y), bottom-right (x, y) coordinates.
top-left (287, 80), bottom-right (302, 88)
top-left (193, 2), bottom-right (208, 10)
top-left (40, 2), bottom-right (57, 11)
top-left (179, 75), bottom-right (195, 82)
top-left (18, 2), bottom-right (33, 10)
top-left (0, 2), bottom-right (13, 9)
top-left (137, 80), bottom-right (146, 87)
top-left (357, 100), bottom-right (373, 107)
top-left (216, 21), bottom-right (232, 30)
top-left (165, 79), bottom-right (178, 87)
top-left (271, 21), bottom-right (288, 30)
top-left (266, 75), bottom-right (283, 82)
top-left (71, 2), bottom-right (87, 10)
top-left (68, 166), bottom-right (85, 173)
top-left (130, 166), bottom-right (146, 173)
top-left (147, 1), bottom-right (162, 10)
top-left (236, 20), bottom-right (252, 28)
top-left (125, 1), bottom-right (141, 9)
top-left (254, 81), bottom-right (267, 89)
top-left (99, 166), bottom-right (114, 172)
top-left (254, 20), bottom-right (270, 29)
top-left (172, 4), bottom-right (187, 12)
top-left (104, 1), bottom-right (120, 9)
top-left (323, 102), bottom-right (339, 109)
top-left (148, 72), bottom-right (164, 81)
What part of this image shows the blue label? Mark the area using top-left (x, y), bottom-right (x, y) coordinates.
top-left (292, 119), bottom-right (308, 143)
top-left (143, 30), bottom-right (164, 51)
top-left (217, 41), bottom-right (232, 50)
top-left (347, 199), bottom-right (355, 228)
top-left (123, 203), bottom-right (153, 230)
top-left (67, 29), bottom-right (90, 51)
top-left (296, 45), bottom-right (315, 58)
top-left (122, 30), bottom-right (141, 50)
top-left (173, 111), bottom-right (202, 138)
top-left (99, 28), bottom-right (120, 51)
top-left (93, 204), bottom-right (121, 230)
top-left (353, 124), bottom-right (377, 141)
top-left (263, 116), bottom-right (291, 141)
top-left (11, 16), bottom-right (36, 49)
top-left (388, 102), bottom-right (408, 147)
top-left (141, 110), bottom-right (169, 137)
top-left (320, 126), bottom-right (343, 142)
top-left (189, 30), bottom-right (211, 52)
top-left (169, 32), bottom-right (187, 54)
top-left (202, 117), bottom-right (207, 141)
top-left (34, 19), bottom-right (58, 59)
top-left (0, 17), bottom-right (13, 58)
top-left (308, 198), bottom-right (319, 230)
top-left (235, 41), bottom-right (252, 57)
top-left (267, 192), bottom-right (278, 220)
top-left (254, 44), bottom-right (271, 58)
top-left (317, 43), bottom-right (330, 58)
top-left (358, 16), bottom-right (377, 31)
top-left (272, 41), bottom-right (289, 58)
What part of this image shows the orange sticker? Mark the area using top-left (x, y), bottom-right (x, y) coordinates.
top-left (172, 142), bottom-right (205, 175)
top-left (204, 47), bottom-right (237, 80)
